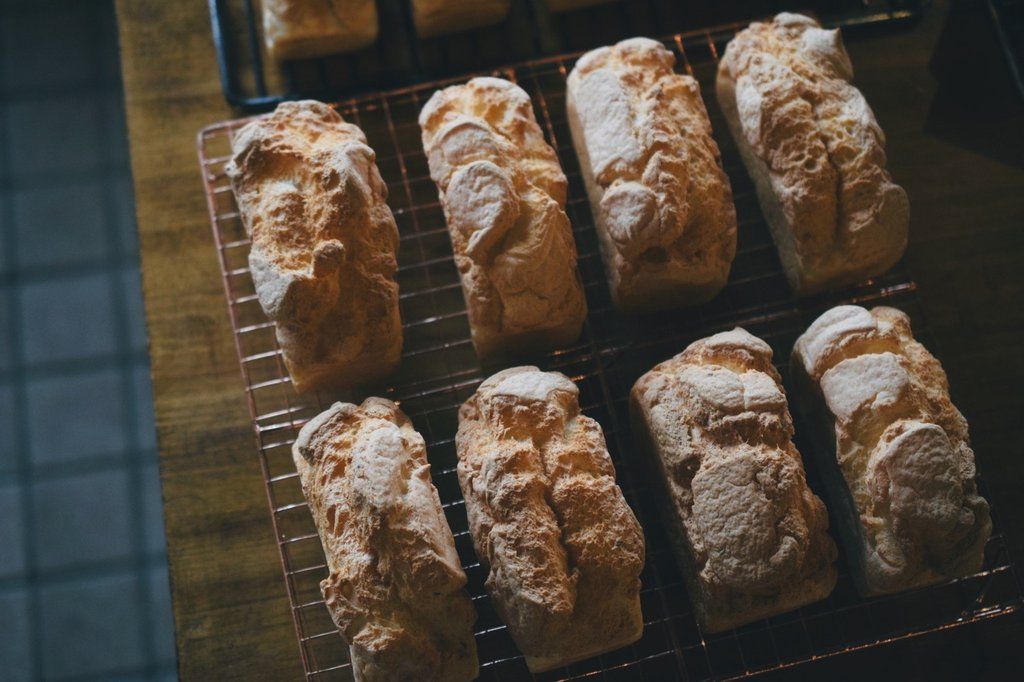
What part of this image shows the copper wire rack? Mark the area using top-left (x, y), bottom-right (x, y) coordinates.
top-left (197, 25), bottom-right (1023, 681)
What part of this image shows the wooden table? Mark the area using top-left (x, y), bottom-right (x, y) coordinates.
top-left (116, 0), bottom-right (1024, 678)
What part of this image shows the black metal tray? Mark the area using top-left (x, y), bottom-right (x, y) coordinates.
top-left (209, 0), bottom-right (927, 111)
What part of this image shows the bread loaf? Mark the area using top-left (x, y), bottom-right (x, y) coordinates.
top-left (293, 398), bottom-right (478, 681)
top-left (630, 329), bottom-right (837, 632)
top-left (260, 0), bottom-right (378, 61)
top-left (792, 306), bottom-right (991, 596)
top-left (226, 101), bottom-right (402, 392)
top-left (716, 13), bottom-right (909, 295)
top-left (411, 0), bottom-right (511, 38)
top-left (456, 367), bottom-right (645, 671)
top-left (568, 38), bottom-right (737, 312)
top-left (419, 78), bottom-right (587, 361)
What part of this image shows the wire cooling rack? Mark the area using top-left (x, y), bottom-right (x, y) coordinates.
top-left (209, 0), bottom-right (927, 110)
top-left (197, 24), bottom-right (1023, 681)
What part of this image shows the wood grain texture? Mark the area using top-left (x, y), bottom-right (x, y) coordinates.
top-left (116, 0), bottom-right (1023, 678)
top-left (116, 0), bottom-right (301, 679)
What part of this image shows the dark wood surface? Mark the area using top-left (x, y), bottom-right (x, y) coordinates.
top-left (116, 0), bottom-right (1023, 678)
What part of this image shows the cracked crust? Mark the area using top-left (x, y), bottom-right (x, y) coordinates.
top-left (716, 13), bottom-right (909, 295)
top-left (630, 328), bottom-right (837, 632)
top-left (411, 0), bottom-right (511, 38)
top-left (567, 38), bottom-right (737, 312)
top-left (792, 306), bottom-right (991, 596)
top-left (260, 0), bottom-right (379, 61)
top-left (419, 78), bottom-right (587, 361)
top-left (293, 398), bottom-right (478, 682)
top-left (456, 367), bottom-right (645, 671)
top-left (227, 101), bottom-right (402, 392)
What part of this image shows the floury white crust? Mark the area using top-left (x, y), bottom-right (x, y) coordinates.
top-left (631, 329), bottom-right (837, 632)
top-left (293, 398), bottom-right (478, 681)
top-left (567, 38), bottom-right (737, 312)
top-left (456, 367), bottom-right (645, 671)
top-left (792, 306), bottom-right (991, 596)
top-left (419, 78), bottom-right (587, 361)
top-left (717, 13), bottom-right (909, 294)
top-left (411, 0), bottom-right (511, 38)
top-left (226, 101), bottom-right (402, 392)
top-left (260, 0), bottom-right (378, 61)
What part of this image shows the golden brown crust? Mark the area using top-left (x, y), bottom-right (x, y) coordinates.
top-left (226, 101), bottom-right (402, 392)
top-left (716, 13), bottom-right (909, 294)
top-left (419, 78), bottom-right (587, 361)
top-left (567, 38), bottom-right (737, 312)
top-left (411, 0), bottom-right (511, 38)
top-left (260, 0), bottom-right (379, 61)
top-left (631, 328), bottom-right (836, 632)
top-left (792, 306), bottom-right (991, 595)
top-left (293, 398), bottom-right (478, 681)
top-left (456, 367), bottom-right (644, 671)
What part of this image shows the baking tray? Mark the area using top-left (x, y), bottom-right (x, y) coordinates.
top-left (208, 0), bottom-right (928, 111)
top-left (197, 24), bottom-right (1022, 681)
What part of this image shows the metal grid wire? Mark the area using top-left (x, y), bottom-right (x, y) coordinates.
top-left (197, 27), bottom-right (1023, 681)
top-left (209, 0), bottom-right (926, 111)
